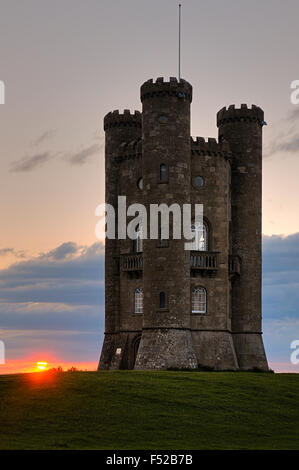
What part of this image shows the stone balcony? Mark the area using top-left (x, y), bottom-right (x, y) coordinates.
top-left (190, 251), bottom-right (219, 271)
top-left (120, 253), bottom-right (143, 272)
top-left (120, 251), bottom-right (219, 273)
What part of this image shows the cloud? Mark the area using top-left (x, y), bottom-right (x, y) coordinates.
top-left (31, 129), bottom-right (57, 146)
top-left (0, 248), bottom-right (14, 256)
top-left (0, 248), bottom-right (25, 258)
top-left (0, 241), bottom-right (105, 363)
top-left (9, 137), bottom-right (103, 173)
top-left (265, 107), bottom-right (299, 158)
top-left (262, 233), bottom-right (299, 368)
top-left (265, 135), bottom-right (299, 157)
top-left (287, 107), bottom-right (299, 122)
top-left (1, 235), bottom-right (299, 370)
top-left (41, 242), bottom-right (79, 260)
top-left (263, 233), bottom-right (299, 277)
top-left (66, 143), bottom-right (101, 165)
top-left (10, 152), bottom-right (53, 172)
top-left (0, 241), bottom-right (105, 308)
top-left (0, 241), bottom-right (104, 298)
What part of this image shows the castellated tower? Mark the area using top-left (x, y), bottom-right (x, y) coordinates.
top-left (99, 77), bottom-right (268, 371)
top-left (135, 78), bottom-right (197, 369)
top-left (217, 105), bottom-right (268, 370)
top-left (100, 110), bottom-right (142, 369)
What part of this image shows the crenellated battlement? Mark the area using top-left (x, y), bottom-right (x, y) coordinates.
top-left (119, 138), bottom-right (142, 161)
top-left (217, 104), bottom-right (264, 126)
top-left (104, 109), bottom-right (142, 131)
top-left (140, 77), bottom-right (192, 103)
top-left (191, 136), bottom-right (231, 159)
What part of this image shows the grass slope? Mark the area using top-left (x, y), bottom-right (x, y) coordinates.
top-left (0, 371), bottom-right (298, 450)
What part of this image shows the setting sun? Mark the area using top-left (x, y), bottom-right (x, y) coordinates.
top-left (36, 362), bottom-right (48, 371)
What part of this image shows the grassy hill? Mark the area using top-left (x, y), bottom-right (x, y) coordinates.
top-left (0, 370), bottom-right (298, 450)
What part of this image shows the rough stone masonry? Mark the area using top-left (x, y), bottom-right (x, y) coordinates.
top-left (98, 77), bottom-right (268, 371)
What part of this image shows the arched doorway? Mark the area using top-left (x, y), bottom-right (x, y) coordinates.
top-left (132, 335), bottom-right (141, 368)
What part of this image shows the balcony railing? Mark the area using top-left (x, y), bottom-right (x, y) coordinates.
top-left (120, 253), bottom-right (143, 272)
top-left (190, 251), bottom-right (219, 271)
top-left (120, 251), bottom-right (219, 273)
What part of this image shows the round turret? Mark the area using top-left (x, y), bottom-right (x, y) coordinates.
top-left (140, 77), bottom-right (192, 103)
top-left (99, 109), bottom-right (142, 370)
top-left (217, 102), bottom-right (268, 370)
top-left (134, 76), bottom-right (197, 370)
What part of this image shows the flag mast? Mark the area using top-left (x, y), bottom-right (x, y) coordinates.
top-left (178, 3), bottom-right (182, 81)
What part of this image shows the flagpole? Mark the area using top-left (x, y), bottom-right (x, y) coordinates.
top-left (178, 4), bottom-right (181, 82)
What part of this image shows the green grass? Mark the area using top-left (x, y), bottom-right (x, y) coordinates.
top-left (0, 370), bottom-right (298, 449)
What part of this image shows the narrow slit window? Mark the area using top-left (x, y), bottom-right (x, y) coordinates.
top-left (160, 164), bottom-right (167, 182)
top-left (159, 291), bottom-right (166, 309)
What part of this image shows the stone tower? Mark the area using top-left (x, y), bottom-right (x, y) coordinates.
top-left (217, 105), bottom-right (268, 370)
top-left (99, 77), bottom-right (268, 371)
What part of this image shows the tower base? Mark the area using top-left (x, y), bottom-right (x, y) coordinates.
top-left (191, 330), bottom-right (239, 370)
top-left (99, 331), bottom-right (143, 370)
top-left (98, 333), bottom-right (115, 370)
top-left (233, 333), bottom-right (268, 370)
top-left (134, 328), bottom-right (198, 370)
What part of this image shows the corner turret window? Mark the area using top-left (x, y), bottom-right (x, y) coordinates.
top-left (134, 288), bottom-right (144, 314)
top-left (191, 223), bottom-right (208, 251)
top-left (192, 287), bottom-right (207, 314)
top-left (194, 176), bottom-right (204, 188)
top-left (137, 177), bottom-right (143, 190)
top-left (159, 291), bottom-right (166, 309)
top-left (159, 115), bottom-right (167, 123)
top-left (160, 164), bottom-right (167, 182)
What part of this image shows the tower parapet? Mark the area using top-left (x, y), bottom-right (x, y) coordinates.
top-left (104, 109), bottom-right (141, 131)
top-left (140, 77), bottom-right (192, 103)
top-left (217, 104), bottom-right (264, 126)
top-left (191, 136), bottom-right (231, 158)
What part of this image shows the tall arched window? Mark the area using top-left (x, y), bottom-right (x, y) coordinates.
top-left (134, 288), bottom-right (143, 314)
top-left (192, 287), bottom-right (207, 314)
top-left (159, 291), bottom-right (166, 309)
top-left (191, 223), bottom-right (208, 251)
top-left (160, 164), bottom-right (167, 182)
top-left (134, 224), bottom-right (143, 253)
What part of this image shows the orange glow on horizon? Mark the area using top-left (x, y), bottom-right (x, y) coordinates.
top-left (0, 356), bottom-right (98, 375)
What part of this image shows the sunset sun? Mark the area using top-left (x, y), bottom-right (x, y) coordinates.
top-left (36, 362), bottom-right (48, 371)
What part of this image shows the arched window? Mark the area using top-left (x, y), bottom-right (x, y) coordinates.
top-left (134, 288), bottom-right (143, 314)
top-left (160, 164), bottom-right (167, 182)
top-left (192, 287), bottom-right (207, 314)
top-left (191, 222), bottom-right (208, 251)
top-left (159, 291), bottom-right (166, 309)
top-left (134, 224), bottom-right (143, 253)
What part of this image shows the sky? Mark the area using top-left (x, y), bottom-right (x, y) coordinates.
top-left (0, 0), bottom-right (299, 373)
